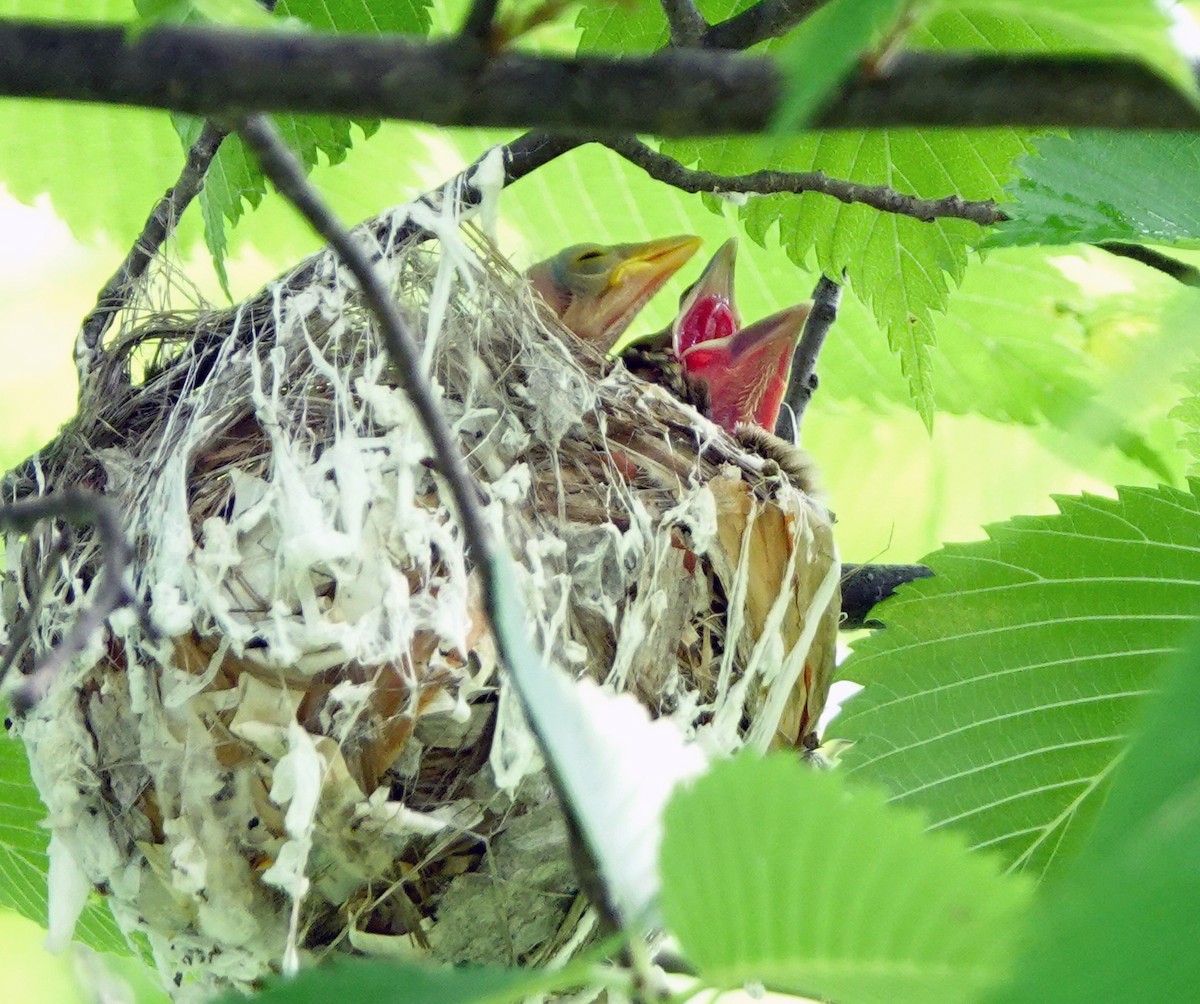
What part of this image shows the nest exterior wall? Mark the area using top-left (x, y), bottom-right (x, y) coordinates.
top-left (1, 221), bottom-right (839, 1001)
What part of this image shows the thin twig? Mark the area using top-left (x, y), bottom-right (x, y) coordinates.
top-left (74, 0), bottom-right (283, 373)
top-left (660, 0), bottom-right (709, 47)
top-left (776, 274), bottom-right (841, 442)
top-left (238, 112), bottom-right (507, 675)
top-left (1097, 241), bottom-right (1200, 288)
top-left (238, 113), bottom-right (630, 929)
top-left (0, 490), bottom-right (134, 713)
top-left (459, 0), bottom-right (501, 47)
top-left (603, 136), bottom-right (1005, 224)
top-left (604, 137), bottom-right (1200, 284)
top-left (839, 562), bottom-right (933, 629)
top-left (702, 0), bottom-right (831, 48)
top-left (75, 121), bottom-right (227, 372)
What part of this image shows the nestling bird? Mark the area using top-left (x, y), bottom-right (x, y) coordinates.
top-left (623, 238), bottom-right (817, 490)
top-left (527, 235), bottom-right (702, 351)
top-left (616, 239), bottom-right (833, 751)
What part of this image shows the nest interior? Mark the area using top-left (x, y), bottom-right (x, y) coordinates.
top-left (0, 216), bottom-right (839, 1001)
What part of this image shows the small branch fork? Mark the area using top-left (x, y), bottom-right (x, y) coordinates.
top-left (0, 490), bottom-right (135, 714)
top-left (75, 122), bottom-right (227, 377)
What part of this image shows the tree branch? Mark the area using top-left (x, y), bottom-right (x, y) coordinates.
top-left (1097, 241), bottom-right (1200, 288)
top-left (839, 562), bottom-right (933, 629)
top-left (702, 0), bottom-right (831, 49)
top-left (238, 113), bottom-right (631, 928)
top-left (776, 274), bottom-right (841, 442)
top-left (660, 0), bottom-right (708, 47)
top-left (5, 22), bottom-right (1200, 133)
top-left (603, 135), bottom-right (1005, 224)
top-left (459, 0), bottom-right (501, 47)
top-left (0, 490), bottom-right (135, 713)
top-left (238, 111), bottom-right (512, 687)
top-left (75, 121), bottom-right (227, 371)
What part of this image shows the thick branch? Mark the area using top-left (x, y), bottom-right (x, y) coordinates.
top-left (5, 22), bottom-right (1200, 133)
top-left (0, 20), bottom-right (778, 135)
top-left (604, 136), bottom-right (1005, 224)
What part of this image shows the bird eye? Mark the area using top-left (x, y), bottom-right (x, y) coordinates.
top-left (575, 250), bottom-right (605, 264)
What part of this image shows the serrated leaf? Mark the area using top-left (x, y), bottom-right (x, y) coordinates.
top-left (135, 0), bottom-right (275, 27)
top-left (0, 733), bottom-right (129, 955)
top-left (575, 0), bottom-right (667, 51)
top-left (189, 0), bottom-right (433, 283)
top-left (1171, 364), bottom-right (1200, 475)
top-left (661, 755), bottom-right (1034, 1004)
top-left (989, 628), bottom-right (1200, 1004)
top-left (668, 130), bottom-right (1023, 426)
top-left (214, 957), bottom-right (542, 1004)
top-left (773, 0), bottom-right (913, 129)
top-left (651, 4), bottom-right (1059, 423)
top-left (279, 0), bottom-right (431, 34)
top-left (984, 133), bottom-right (1200, 248)
top-left (831, 482), bottom-right (1200, 881)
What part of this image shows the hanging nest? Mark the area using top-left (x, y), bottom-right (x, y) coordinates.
top-left (0, 208), bottom-right (839, 1001)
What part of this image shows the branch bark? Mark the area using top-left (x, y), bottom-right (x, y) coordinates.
top-left (604, 135), bottom-right (1006, 224)
top-left (76, 122), bottom-right (227, 371)
top-left (4, 21), bottom-right (1200, 134)
top-left (702, 0), bottom-right (831, 49)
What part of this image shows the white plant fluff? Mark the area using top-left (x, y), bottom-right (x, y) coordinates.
top-left (1, 196), bottom-right (839, 1001)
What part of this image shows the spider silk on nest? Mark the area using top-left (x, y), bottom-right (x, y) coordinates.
top-left (0, 170), bottom-right (839, 1002)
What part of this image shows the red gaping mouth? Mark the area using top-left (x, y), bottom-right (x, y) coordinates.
top-left (677, 295), bottom-right (738, 355)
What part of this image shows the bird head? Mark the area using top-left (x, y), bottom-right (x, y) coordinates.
top-left (671, 238), bottom-right (811, 432)
top-left (527, 235), bottom-right (702, 350)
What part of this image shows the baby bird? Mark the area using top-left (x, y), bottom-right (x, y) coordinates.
top-left (527, 235), bottom-right (702, 351)
top-left (623, 238), bottom-right (817, 490)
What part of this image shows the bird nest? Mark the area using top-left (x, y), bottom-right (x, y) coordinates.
top-left (1, 208), bottom-right (839, 1001)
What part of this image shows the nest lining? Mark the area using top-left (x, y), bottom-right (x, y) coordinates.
top-left (1, 207), bottom-right (839, 1001)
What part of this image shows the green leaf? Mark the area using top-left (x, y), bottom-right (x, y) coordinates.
top-left (773, 0), bottom-right (913, 130)
top-left (667, 130), bottom-right (1023, 426)
top-left (654, 5), bottom-right (1061, 423)
top-left (214, 958), bottom-right (542, 1004)
top-left (661, 755), bottom-right (1034, 1004)
top-left (187, 0), bottom-right (433, 284)
top-left (1171, 362), bottom-right (1200, 476)
top-left (985, 133), bottom-right (1200, 248)
top-left (0, 732), bottom-right (129, 955)
top-left (135, 0), bottom-right (276, 27)
top-left (989, 628), bottom-right (1200, 1004)
top-left (921, 0), bottom-right (1197, 97)
top-left (831, 482), bottom-right (1200, 881)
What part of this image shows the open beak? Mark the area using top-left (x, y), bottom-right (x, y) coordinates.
top-left (724, 303), bottom-right (811, 430)
top-left (673, 238), bottom-right (739, 354)
top-left (586, 234), bottom-right (703, 347)
top-left (680, 300), bottom-right (811, 432)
